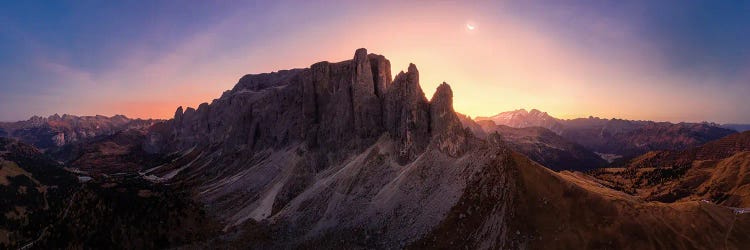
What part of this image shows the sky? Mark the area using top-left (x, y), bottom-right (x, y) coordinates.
top-left (1, 1), bottom-right (749, 123)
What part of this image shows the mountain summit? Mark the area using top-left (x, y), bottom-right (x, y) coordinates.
top-left (476, 109), bottom-right (564, 134)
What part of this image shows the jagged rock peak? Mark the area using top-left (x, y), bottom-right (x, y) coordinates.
top-left (174, 106), bottom-right (184, 124)
top-left (391, 63), bottom-right (421, 95)
top-left (351, 48), bottom-right (383, 139)
top-left (431, 82), bottom-right (453, 107)
top-left (529, 108), bottom-right (547, 116)
top-left (353, 48), bottom-right (369, 64)
top-left (430, 82), bottom-right (456, 132)
top-left (197, 102), bottom-right (210, 112)
top-left (184, 107), bottom-right (196, 116)
top-left (382, 62), bottom-right (431, 164)
top-left (429, 82), bottom-right (469, 157)
top-left (408, 63), bottom-right (418, 74)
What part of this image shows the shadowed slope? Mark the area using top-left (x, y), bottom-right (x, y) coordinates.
top-left (412, 148), bottom-right (750, 249)
top-left (474, 119), bottom-right (606, 171)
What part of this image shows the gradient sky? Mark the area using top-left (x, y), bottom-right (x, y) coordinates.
top-left (1, 1), bottom-right (748, 123)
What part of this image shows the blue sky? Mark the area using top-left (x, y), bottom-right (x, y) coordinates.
top-left (1, 1), bottom-right (748, 123)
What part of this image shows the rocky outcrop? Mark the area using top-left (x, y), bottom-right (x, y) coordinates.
top-left (382, 64), bottom-right (431, 164)
top-left (368, 54), bottom-right (391, 97)
top-left (174, 106), bottom-right (184, 126)
top-left (351, 48), bottom-right (383, 139)
top-left (429, 82), bottom-right (469, 157)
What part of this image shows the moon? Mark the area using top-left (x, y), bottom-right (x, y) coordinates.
top-left (466, 24), bottom-right (476, 30)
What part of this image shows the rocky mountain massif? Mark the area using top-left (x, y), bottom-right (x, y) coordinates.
top-left (2, 49), bottom-right (749, 249)
top-left (477, 109), bottom-right (736, 159)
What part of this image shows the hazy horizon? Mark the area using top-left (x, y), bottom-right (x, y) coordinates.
top-left (2, 1), bottom-right (749, 123)
top-left (2, 102), bottom-right (744, 125)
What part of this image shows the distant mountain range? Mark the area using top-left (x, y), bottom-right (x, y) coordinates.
top-left (476, 109), bottom-right (564, 134)
top-left (459, 113), bottom-right (606, 171)
top-left (476, 109), bottom-right (736, 158)
top-left (722, 123), bottom-right (750, 132)
top-left (2, 49), bottom-right (749, 249)
top-left (0, 114), bottom-right (160, 152)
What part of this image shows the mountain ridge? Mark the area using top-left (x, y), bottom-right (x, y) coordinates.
top-left (476, 109), bottom-right (736, 158)
top-left (0, 114), bottom-right (161, 152)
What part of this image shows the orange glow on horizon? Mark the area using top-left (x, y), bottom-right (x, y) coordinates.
top-left (49, 1), bottom-right (744, 124)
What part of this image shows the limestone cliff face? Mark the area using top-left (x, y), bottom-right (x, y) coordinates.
top-left (369, 54), bottom-right (392, 97)
top-left (167, 48), bottom-right (464, 165)
top-left (351, 48), bottom-right (382, 140)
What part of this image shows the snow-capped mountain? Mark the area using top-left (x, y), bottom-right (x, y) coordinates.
top-left (476, 109), bottom-right (564, 134)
